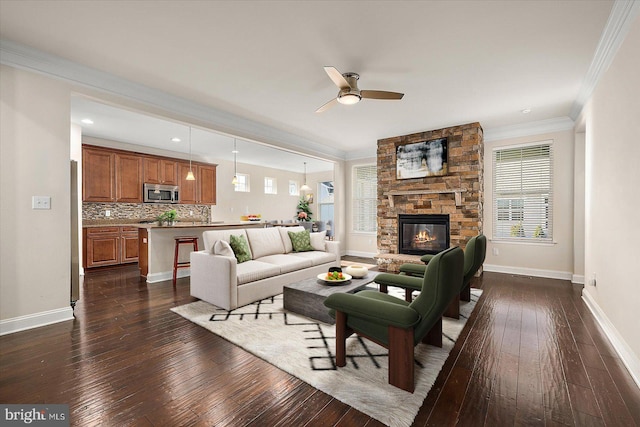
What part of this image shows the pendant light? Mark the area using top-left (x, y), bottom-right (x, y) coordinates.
top-left (231, 139), bottom-right (238, 185)
top-left (186, 126), bottom-right (195, 181)
top-left (300, 161), bottom-right (311, 192)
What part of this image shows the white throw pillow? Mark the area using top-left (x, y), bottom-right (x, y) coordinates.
top-left (310, 230), bottom-right (327, 251)
top-left (212, 240), bottom-right (235, 257)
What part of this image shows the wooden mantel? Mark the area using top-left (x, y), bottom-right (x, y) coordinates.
top-left (383, 189), bottom-right (467, 207)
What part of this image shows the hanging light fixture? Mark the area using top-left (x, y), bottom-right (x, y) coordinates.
top-left (300, 161), bottom-right (311, 192)
top-left (186, 126), bottom-right (195, 181)
top-left (231, 139), bottom-right (238, 185)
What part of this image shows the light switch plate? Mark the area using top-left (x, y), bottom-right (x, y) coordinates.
top-left (32, 196), bottom-right (51, 210)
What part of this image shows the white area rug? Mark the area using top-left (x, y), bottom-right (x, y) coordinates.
top-left (171, 288), bottom-right (482, 427)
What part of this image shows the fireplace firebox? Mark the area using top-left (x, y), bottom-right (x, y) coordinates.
top-left (398, 214), bottom-right (450, 255)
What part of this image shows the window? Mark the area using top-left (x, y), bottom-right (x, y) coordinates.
top-left (289, 180), bottom-right (299, 196)
top-left (264, 177), bottom-right (277, 194)
top-left (234, 173), bottom-right (250, 192)
top-left (318, 181), bottom-right (334, 235)
top-left (493, 142), bottom-right (553, 240)
top-left (353, 165), bottom-right (377, 233)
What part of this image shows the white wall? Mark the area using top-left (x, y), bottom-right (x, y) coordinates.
top-left (581, 14), bottom-right (640, 383)
top-left (0, 65), bottom-right (74, 332)
top-left (483, 129), bottom-right (575, 280)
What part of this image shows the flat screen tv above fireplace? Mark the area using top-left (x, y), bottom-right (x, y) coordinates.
top-left (398, 214), bottom-right (450, 255)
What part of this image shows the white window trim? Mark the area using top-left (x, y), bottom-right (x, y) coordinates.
top-left (491, 140), bottom-right (553, 243)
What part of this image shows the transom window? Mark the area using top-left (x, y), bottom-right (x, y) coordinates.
top-left (234, 173), bottom-right (250, 192)
top-left (289, 180), bottom-right (299, 196)
top-left (264, 177), bottom-right (277, 194)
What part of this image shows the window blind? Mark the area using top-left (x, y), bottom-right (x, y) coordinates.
top-left (493, 142), bottom-right (553, 241)
top-left (353, 165), bottom-right (377, 233)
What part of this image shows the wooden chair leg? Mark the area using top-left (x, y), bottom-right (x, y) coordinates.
top-left (405, 289), bottom-right (412, 302)
top-left (460, 283), bottom-right (471, 302)
top-left (335, 311), bottom-right (348, 367)
top-left (388, 325), bottom-right (414, 393)
top-left (444, 294), bottom-right (460, 319)
top-left (379, 283), bottom-right (388, 294)
top-left (421, 317), bottom-right (442, 347)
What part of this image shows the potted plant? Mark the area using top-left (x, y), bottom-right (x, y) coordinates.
top-left (158, 209), bottom-right (178, 226)
top-left (295, 198), bottom-right (313, 222)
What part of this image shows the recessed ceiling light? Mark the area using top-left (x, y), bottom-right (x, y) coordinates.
top-left (81, 118), bottom-right (94, 124)
top-left (171, 137), bottom-right (181, 142)
top-left (521, 109), bottom-right (531, 114)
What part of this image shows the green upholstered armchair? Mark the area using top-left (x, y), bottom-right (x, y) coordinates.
top-left (323, 246), bottom-right (464, 393)
top-left (377, 234), bottom-right (487, 318)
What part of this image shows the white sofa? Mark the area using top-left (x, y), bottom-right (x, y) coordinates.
top-left (190, 226), bottom-right (340, 310)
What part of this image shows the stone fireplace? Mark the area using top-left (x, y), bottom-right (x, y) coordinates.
top-left (376, 122), bottom-right (483, 272)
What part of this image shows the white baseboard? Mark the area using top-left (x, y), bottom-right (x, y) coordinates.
top-left (483, 264), bottom-right (573, 281)
top-left (146, 268), bottom-right (190, 284)
top-left (0, 306), bottom-right (74, 336)
top-left (345, 250), bottom-right (378, 258)
top-left (572, 274), bottom-right (585, 284)
top-left (582, 290), bottom-right (640, 388)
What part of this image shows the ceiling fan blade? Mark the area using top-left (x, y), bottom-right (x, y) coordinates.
top-left (324, 66), bottom-right (350, 90)
top-left (315, 98), bottom-right (339, 113)
top-left (361, 90), bottom-right (404, 100)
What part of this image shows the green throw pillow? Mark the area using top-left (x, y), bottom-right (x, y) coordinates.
top-left (229, 234), bottom-right (251, 263)
top-left (288, 230), bottom-right (314, 252)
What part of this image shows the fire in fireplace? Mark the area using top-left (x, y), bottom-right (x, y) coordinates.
top-left (398, 214), bottom-right (450, 255)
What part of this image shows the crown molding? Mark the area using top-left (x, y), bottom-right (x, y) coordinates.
top-left (483, 117), bottom-right (575, 142)
top-left (570, 0), bottom-right (640, 119)
top-left (0, 39), bottom-right (346, 162)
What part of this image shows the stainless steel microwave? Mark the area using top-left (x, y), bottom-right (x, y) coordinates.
top-left (143, 183), bottom-right (180, 203)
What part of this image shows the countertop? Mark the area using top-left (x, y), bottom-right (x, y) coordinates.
top-left (82, 219), bottom-right (267, 229)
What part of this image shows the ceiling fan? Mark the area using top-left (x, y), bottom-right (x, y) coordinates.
top-left (316, 66), bottom-right (404, 113)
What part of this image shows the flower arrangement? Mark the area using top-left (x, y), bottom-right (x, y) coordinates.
top-left (295, 197), bottom-right (313, 222)
top-left (157, 209), bottom-right (178, 225)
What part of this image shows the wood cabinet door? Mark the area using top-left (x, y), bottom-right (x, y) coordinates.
top-left (83, 147), bottom-right (114, 202)
top-left (85, 230), bottom-right (120, 268)
top-left (116, 153), bottom-right (143, 202)
top-left (143, 157), bottom-right (161, 184)
top-left (178, 162), bottom-right (197, 204)
top-left (198, 165), bottom-right (217, 204)
top-left (121, 234), bottom-right (139, 263)
top-left (161, 160), bottom-right (178, 185)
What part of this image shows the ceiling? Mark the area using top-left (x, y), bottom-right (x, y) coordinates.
top-left (0, 1), bottom-right (616, 170)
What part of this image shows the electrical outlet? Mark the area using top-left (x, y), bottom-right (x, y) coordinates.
top-left (105, 210), bottom-right (110, 217)
top-left (189, 210), bottom-right (193, 216)
top-left (492, 247), bottom-right (499, 256)
top-left (32, 196), bottom-right (51, 210)
top-left (589, 273), bottom-right (597, 286)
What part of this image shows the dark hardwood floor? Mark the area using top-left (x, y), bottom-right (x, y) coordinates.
top-left (1, 260), bottom-right (639, 426)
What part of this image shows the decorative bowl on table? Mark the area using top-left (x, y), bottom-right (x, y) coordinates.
top-left (344, 265), bottom-right (368, 278)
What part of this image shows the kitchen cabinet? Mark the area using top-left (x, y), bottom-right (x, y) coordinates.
top-left (178, 162), bottom-right (217, 204)
top-left (82, 146), bottom-right (143, 203)
top-left (83, 226), bottom-right (139, 268)
top-left (83, 147), bottom-right (114, 202)
top-left (143, 158), bottom-right (177, 185)
top-left (115, 153), bottom-right (143, 202)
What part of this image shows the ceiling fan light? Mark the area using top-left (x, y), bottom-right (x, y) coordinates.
top-left (337, 93), bottom-right (361, 105)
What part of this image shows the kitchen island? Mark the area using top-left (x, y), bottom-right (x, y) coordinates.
top-left (137, 221), bottom-right (266, 283)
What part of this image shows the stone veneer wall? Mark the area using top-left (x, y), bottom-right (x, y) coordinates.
top-left (377, 122), bottom-right (484, 271)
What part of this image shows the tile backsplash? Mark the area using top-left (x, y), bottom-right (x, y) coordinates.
top-left (83, 202), bottom-right (211, 222)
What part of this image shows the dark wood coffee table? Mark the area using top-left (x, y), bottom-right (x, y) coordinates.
top-left (283, 271), bottom-right (381, 324)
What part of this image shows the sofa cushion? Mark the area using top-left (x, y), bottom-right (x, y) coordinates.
top-left (212, 240), bottom-right (234, 257)
top-left (230, 234), bottom-right (252, 263)
top-left (278, 225), bottom-right (305, 253)
top-left (203, 229), bottom-right (249, 254)
top-left (246, 227), bottom-right (285, 259)
top-left (288, 230), bottom-right (314, 252)
top-left (257, 254), bottom-right (313, 273)
top-left (288, 251), bottom-right (336, 266)
top-left (310, 231), bottom-right (327, 251)
top-left (236, 260), bottom-right (281, 285)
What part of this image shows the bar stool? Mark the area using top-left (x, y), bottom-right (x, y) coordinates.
top-left (173, 236), bottom-right (199, 286)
